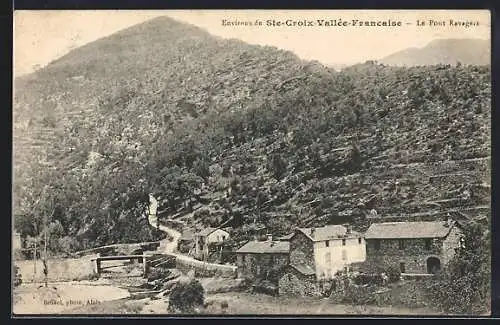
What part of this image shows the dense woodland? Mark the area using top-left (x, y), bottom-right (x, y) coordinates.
top-left (13, 18), bottom-right (490, 258)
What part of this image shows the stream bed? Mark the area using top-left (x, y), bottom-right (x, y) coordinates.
top-left (13, 281), bottom-right (131, 314)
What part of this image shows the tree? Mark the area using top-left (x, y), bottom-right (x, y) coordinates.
top-left (168, 279), bottom-right (205, 313)
top-left (191, 157), bottom-right (210, 182)
top-left (345, 142), bottom-right (363, 173)
top-left (426, 223), bottom-right (490, 315)
top-left (268, 153), bottom-right (287, 181)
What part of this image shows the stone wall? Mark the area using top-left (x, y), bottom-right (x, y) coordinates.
top-left (289, 232), bottom-right (315, 269)
top-left (175, 254), bottom-right (237, 278)
top-left (366, 237), bottom-right (445, 274)
top-left (441, 224), bottom-right (463, 265)
top-left (236, 253), bottom-right (289, 282)
top-left (278, 266), bottom-right (318, 297)
top-left (15, 257), bottom-right (96, 283)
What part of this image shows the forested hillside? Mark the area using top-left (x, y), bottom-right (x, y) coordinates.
top-left (13, 17), bottom-right (491, 253)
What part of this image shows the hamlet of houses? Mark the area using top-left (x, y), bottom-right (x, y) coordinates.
top-left (182, 217), bottom-right (465, 296)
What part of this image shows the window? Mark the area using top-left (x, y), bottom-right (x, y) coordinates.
top-left (358, 238), bottom-right (362, 244)
top-left (251, 260), bottom-right (257, 273)
top-left (342, 249), bottom-right (347, 261)
top-left (325, 241), bottom-right (329, 247)
top-left (398, 240), bottom-right (405, 250)
top-left (400, 262), bottom-right (406, 273)
top-left (342, 239), bottom-right (346, 246)
top-left (425, 239), bottom-right (432, 250)
top-left (374, 240), bottom-right (381, 250)
top-left (325, 252), bottom-right (331, 265)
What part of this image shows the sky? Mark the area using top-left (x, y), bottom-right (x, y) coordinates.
top-left (14, 10), bottom-right (490, 76)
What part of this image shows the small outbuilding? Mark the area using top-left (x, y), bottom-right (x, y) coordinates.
top-left (235, 239), bottom-right (290, 281)
top-left (194, 227), bottom-right (230, 261)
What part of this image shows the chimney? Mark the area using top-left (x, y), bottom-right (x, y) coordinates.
top-left (266, 234), bottom-right (273, 241)
top-left (346, 224), bottom-right (352, 235)
top-left (310, 228), bottom-right (316, 238)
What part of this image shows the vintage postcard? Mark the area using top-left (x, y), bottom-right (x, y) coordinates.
top-left (12, 10), bottom-right (491, 316)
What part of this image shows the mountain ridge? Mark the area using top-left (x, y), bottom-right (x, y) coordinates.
top-left (378, 38), bottom-right (490, 66)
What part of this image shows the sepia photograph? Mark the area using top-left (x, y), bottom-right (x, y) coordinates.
top-left (12, 9), bottom-right (491, 316)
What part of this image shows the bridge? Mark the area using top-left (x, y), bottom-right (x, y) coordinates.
top-left (91, 254), bottom-right (150, 277)
top-left (90, 253), bottom-right (177, 278)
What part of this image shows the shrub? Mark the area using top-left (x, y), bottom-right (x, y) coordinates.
top-left (168, 279), bottom-right (205, 313)
top-left (341, 284), bottom-right (376, 305)
top-left (13, 265), bottom-right (22, 287)
top-left (193, 208), bottom-right (210, 220)
top-left (353, 273), bottom-right (383, 286)
top-left (389, 281), bottom-right (429, 308)
top-left (385, 265), bottom-right (401, 283)
top-left (252, 280), bottom-right (279, 296)
top-left (147, 267), bottom-right (172, 282)
top-left (353, 261), bottom-right (401, 284)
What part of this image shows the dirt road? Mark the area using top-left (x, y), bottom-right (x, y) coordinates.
top-left (148, 213), bottom-right (181, 253)
top-left (146, 212), bottom-right (237, 273)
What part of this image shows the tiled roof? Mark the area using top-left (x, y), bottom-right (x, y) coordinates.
top-left (278, 233), bottom-right (295, 241)
top-left (291, 263), bottom-right (316, 276)
top-left (364, 221), bottom-right (455, 239)
top-left (236, 240), bottom-right (290, 254)
top-left (179, 230), bottom-right (195, 240)
top-left (297, 225), bottom-right (358, 241)
top-left (196, 227), bottom-right (216, 236)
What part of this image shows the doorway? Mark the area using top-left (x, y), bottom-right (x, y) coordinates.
top-left (426, 257), bottom-right (441, 274)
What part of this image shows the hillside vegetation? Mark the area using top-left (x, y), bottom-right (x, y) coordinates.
top-left (13, 17), bottom-right (490, 254)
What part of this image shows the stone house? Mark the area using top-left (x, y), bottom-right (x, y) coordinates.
top-left (288, 224), bottom-right (366, 281)
top-left (364, 218), bottom-right (464, 274)
top-left (235, 239), bottom-right (290, 281)
top-left (194, 227), bottom-right (230, 261)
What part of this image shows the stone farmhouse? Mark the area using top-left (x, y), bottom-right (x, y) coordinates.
top-left (364, 218), bottom-right (464, 274)
top-left (233, 219), bottom-right (465, 297)
top-left (194, 227), bottom-right (230, 261)
top-left (288, 224), bottom-right (366, 281)
top-left (235, 238), bottom-right (290, 281)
